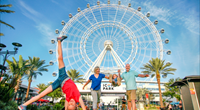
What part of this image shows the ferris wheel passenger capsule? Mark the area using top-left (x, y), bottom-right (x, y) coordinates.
top-left (69, 13), bottom-right (72, 18)
top-left (165, 39), bottom-right (169, 44)
top-left (160, 28), bottom-right (165, 33)
top-left (49, 50), bottom-right (53, 54)
top-left (137, 7), bottom-right (141, 11)
top-left (108, 0), bottom-right (110, 4)
top-left (77, 7), bottom-right (81, 12)
top-left (49, 61), bottom-right (54, 65)
top-left (55, 29), bottom-right (59, 34)
top-left (61, 20), bottom-right (65, 25)
top-left (146, 12), bottom-right (150, 17)
top-left (97, 1), bottom-right (100, 5)
top-left (87, 3), bottom-right (90, 8)
top-left (51, 39), bottom-right (55, 44)
top-left (52, 72), bottom-right (57, 77)
top-left (166, 50), bottom-right (171, 55)
top-left (128, 3), bottom-right (131, 7)
top-left (154, 20), bottom-right (158, 25)
top-left (118, 1), bottom-right (121, 5)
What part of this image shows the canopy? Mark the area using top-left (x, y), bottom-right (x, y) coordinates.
top-left (170, 102), bottom-right (179, 105)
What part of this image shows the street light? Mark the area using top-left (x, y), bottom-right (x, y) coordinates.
top-left (0, 42), bottom-right (22, 77)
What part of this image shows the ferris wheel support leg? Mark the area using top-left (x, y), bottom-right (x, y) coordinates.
top-left (110, 46), bottom-right (125, 72)
top-left (83, 47), bottom-right (107, 80)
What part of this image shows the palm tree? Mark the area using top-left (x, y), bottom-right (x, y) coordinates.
top-left (6, 55), bottom-right (29, 93)
top-left (140, 57), bottom-right (176, 109)
top-left (0, 3), bottom-right (15, 36)
top-left (25, 56), bottom-right (49, 101)
top-left (163, 78), bottom-right (182, 101)
top-left (136, 88), bottom-right (149, 101)
top-left (67, 69), bottom-right (85, 83)
top-left (36, 83), bottom-right (48, 93)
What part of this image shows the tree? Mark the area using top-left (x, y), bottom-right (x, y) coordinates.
top-left (6, 55), bottom-right (29, 93)
top-left (67, 69), bottom-right (85, 83)
top-left (163, 78), bottom-right (182, 101)
top-left (0, 3), bottom-right (15, 36)
top-left (140, 57), bottom-right (176, 109)
top-left (136, 88), bottom-right (149, 101)
top-left (25, 56), bottom-right (49, 101)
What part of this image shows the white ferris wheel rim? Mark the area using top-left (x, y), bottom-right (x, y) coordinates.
top-left (55, 3), bottom-right (164, 79)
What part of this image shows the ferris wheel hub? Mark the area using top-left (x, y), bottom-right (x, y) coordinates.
top-left (104, 40), bottom-right (113, 50)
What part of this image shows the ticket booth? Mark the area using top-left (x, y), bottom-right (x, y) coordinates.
top-left (170, 75), bottom-right (200, 110)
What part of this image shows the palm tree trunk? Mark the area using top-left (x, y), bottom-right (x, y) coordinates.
top-left (25, 78), bottom-right (32, 101)
top-left (156, 71), bottom-right (164, 109)
top-left (14, 78), bottom-right (21, 93)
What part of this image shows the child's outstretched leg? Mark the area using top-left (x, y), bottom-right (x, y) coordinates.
top-left (18, 86), bottom-right (53, 110)
top-left (117, 77), bottom-right (121, 86)
top-left (57, 35), bottom-right (67, 69)
top-left (109, 74), bottom-right (112, 83)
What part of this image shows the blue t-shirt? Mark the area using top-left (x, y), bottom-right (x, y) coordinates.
top-left (121, 70), bottom-right (139, 90)
top-left (89, 73), bottom-right (105, 90)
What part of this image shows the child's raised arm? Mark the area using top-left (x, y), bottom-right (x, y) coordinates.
top-left (79, 97), bottom-right (86, 110)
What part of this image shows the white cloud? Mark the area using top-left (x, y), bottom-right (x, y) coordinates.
top-left (18, 0), bottom-right (55, 48)
top-left (142, 1), bottom-right (175, 25)
top-left (181, 9), bottom-right (200, 35)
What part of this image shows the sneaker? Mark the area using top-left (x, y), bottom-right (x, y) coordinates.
top-left (109, 74), bottom-right (112, 83)
top-left (57, 35), bottom-right (67, 42)
top-left (18, 105), bottom-right (27, 110)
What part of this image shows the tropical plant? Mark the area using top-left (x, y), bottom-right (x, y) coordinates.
top-left (67, 69), bottom-right (85, 83)
top-left (0, 74), bottom-right (15, 102)
top-left (6, 55), bottom-right (29, 93)
top-left (0, 3), bottom-right (15, 36)
top-left (36, 83), bottom-right (48, 92)
top-left (0, 100), bottom-right (18, 110)
top-left (25, 56), bottom-right (49, 101)
top-left (163, 77), bottom-right (182, 101)
top-left (136, 88), bottom-right (150, 101)
top-left (47, 82), bottom-right (63, 103)
top-left (140, 57), bottom-right (176, 109)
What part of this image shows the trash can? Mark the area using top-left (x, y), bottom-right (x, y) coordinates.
top-left (170, 75), bottom-right (200, 110)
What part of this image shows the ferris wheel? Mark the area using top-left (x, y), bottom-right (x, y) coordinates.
top-left (49, 1), bottom-right (171, 80)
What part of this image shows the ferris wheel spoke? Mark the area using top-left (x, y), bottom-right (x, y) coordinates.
top-left (119, 7), bottom-right (128, 23)
top-left (129, 18), bottom-right (143, 29)
top-left (98, 6), bottom-right (109, 39)
top-left (89, 8), bottom-right (106, 38)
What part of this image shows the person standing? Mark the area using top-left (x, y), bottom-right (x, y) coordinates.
top-left (118, 64), bottom-right (149, 110)
top-left (121, 96), bottom-right (126, 110)
top-left (178, 100), bottom-right (183, 110)
top-left (82, 66), bottom-right (109, 110)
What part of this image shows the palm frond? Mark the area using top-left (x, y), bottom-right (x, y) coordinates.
top-left (0, 20), bottom-right (15, 29)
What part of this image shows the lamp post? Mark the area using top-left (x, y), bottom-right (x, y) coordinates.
top-left (0, 42), bottom-right (22, 78)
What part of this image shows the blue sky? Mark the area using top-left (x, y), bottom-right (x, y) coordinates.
top-left (0, 0), bottom-right (199, 87)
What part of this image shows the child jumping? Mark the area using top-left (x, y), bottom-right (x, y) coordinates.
top-left (18, 36), bottom-right (86, 110)
top-left (109, 71), bottom-right (121, 87)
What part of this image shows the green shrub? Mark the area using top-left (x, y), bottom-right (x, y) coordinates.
top-left (59, 99), bottom-right (65, 106)
top-left (38, 106), bottom-right (52, 110)
top-left (53, 103), bottom-right (64, 110)
top-left (27, 104), bottom-right (38, 110)
top-left (0, 100), bottom-right (18, 110)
